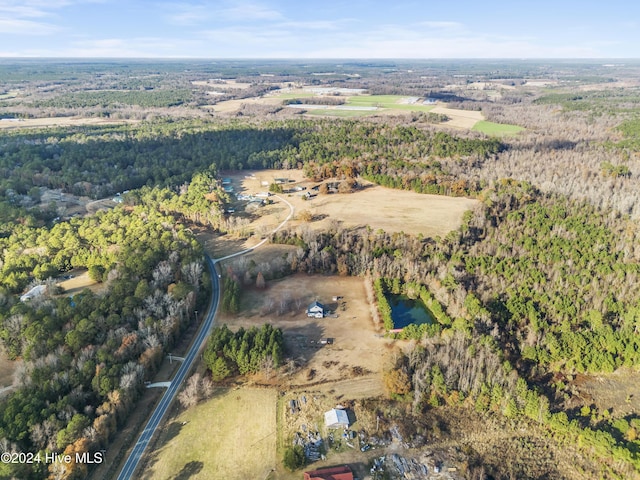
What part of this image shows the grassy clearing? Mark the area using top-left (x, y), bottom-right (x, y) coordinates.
top-left (273, 91), bottom-right (315, 99)
top-left (144, 388), bottom-right (277, 480)
top-left (472, 120), bottom-right (524, 136)
top-left (346, 95), bottom-right (435, 112)
top-left (307, 109), bottom-right (374, 117)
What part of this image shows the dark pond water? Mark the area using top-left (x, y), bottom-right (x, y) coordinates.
top-left (386, 294), bottom-right (434, 329)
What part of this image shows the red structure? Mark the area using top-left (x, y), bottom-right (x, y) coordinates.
top-left (303, 465), bottom-right (354, 480)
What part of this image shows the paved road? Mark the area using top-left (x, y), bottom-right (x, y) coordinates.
top-left (116, 195), bottom-right (294, 479)
top-left (116, 255), bottom-right (220, 480)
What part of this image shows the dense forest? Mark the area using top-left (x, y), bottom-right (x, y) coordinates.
top-left (0, 205), bottom-right (206, 479)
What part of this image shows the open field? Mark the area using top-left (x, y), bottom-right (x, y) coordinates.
top-left (221, 169), bottom-right (478, 239)
top-left (57, 269), bottom-right (108, 296)
top-left (0, 117), bottom-right (134, 130)
top-left (472, 120), bottom-right (524, 136)
top-left (571, 369), bottom-right (640, 418)
top-left (191, 79), bottom-right (254, 90)
top-left (429, 106), bottom-right (484, 129)
top-left (218, 273), bottom-right (389, 394)
top-left (142, 387), bottom-right (277, 480)
top-left (307, 109), bottom-right (375, 117)
top-left (205, 96), bottom-right (283, 112)
top-left (345, 94), bottom-right (435, 112)
top-left (306, 187), bottom-right (478, 237)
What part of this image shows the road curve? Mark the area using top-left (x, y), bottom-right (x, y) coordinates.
top-left (214, 194), bottom-right (294, 264)
top-left (116, 255), bottom-right (220, 480)
top-left (116, 195), bottom-right (294, 479)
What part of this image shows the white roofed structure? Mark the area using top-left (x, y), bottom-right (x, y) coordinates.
top-left (324, 408), bottom-right (349, 429)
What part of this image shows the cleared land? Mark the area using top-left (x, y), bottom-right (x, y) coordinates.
top-left (307, 187), bottom-right (478, 237)
top-left (429, 106), bottom-right (484, 129)
top-left (222, 169), bottom-right (479, 239)
top-left (57, 269), bottom-right (108, 296)
top-left (218, 273), bottom-right (388, 395)
top-left (205, 96), bottom-right (283, 113)
top-left (142, 388), bottom-right (277, 480)
top-left (0, 117), bottom-right (133, 130)
top-left (571, 369), bottom-right (640, 418)
top-left (472, 120), bottom-right (524, 136)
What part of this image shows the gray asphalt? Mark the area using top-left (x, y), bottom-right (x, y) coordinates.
top-left (116, 194), bottom-right (294, 479)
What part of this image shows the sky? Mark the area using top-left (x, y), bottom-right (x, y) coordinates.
top-left (0, 0), bottom-right (638, 58)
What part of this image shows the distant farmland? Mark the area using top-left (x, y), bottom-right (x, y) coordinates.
top-left (472, 120), bottom-right (524, 136)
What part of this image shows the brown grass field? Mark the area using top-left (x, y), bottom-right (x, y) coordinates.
top-left (217, 273), bottom-right (389, 397)
top-left (430, 106), bottom-right (485, 129)
top-left (0, 117), bottom-right (134, 130)
top-left (221, 169), bottom-right (478, 240)
top-left (57, 270), bottom-right (108, 296)
top-left (142, 387), bottom-right (277, 480)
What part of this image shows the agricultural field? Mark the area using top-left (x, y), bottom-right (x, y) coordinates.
top-left (0, 116), bottom-right (133, 130)
top-left (142, 388), bottom-right (277, 480)
top-left (429, 106), bottom-right (484, 129)
top-left (305, 187), bottom-right (478, 237)
top-left (220, 169), bottom-right (479, 239)
top-left (307, 109), bottom-right (375, 117)
top-left (472, 120), bottom-right (524, 136)
top-left (216, 273), bottom-right (388, 395)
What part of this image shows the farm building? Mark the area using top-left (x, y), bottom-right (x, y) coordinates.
top-left (324, 408), bottom-right (349, 429)
top-left (307, 301), bottom-right (325, 318)
top-left (303, 465), bottom-right (353, 480)
top-left (20, 284), bottom-right (46, 302)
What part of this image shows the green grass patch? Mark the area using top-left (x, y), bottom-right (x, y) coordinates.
top-left (145, 387), bottom-right (277, 480)
top-left (346, 94), bottom-right (434, 112)
top-left (472, 120), bottom-right (524, 136)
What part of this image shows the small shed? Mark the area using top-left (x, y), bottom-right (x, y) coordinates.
top-left (324, 408), bottom-right (349, 429)
top-left (307, 301), bottom-right (325, 318)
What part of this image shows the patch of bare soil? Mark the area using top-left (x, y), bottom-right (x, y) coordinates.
top-left (570, 369), bottom-right (640, 418)
top-left (429, 106), bottom-right (484, 129)
top-left (221, 273), bottom-right (388, 398)
top-left (0, 117), bottom-right (134, 130)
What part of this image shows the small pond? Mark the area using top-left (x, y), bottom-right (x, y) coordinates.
top-left (386, 294), bottom-right (434, 329)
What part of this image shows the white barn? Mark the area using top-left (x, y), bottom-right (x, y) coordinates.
top-left (324, 408), bottom-right (350, 429)
top-left (306, 301), bottom-right (325, 318)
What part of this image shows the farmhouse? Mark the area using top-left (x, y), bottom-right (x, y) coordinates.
top-left (324, 408), bottom-right (349, 429)
top-left (303, 465), bottom-right (353, 480)
top-left (307, 301), bottom-right (325, 318)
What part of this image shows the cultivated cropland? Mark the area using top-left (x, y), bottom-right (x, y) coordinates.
top-left (1, 59), bottom-right (640, 480)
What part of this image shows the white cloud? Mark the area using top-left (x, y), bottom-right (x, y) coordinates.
top-left (0, 17), bottom-right (59, 34)
top-left (164, 1), bottom-right (283, 26)
top-left (60, 36), bottom-right (203, 57)
top-left (219, 2), bottom-right (283, 21)
top-left (416, 21), bottom-right (464, 30)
